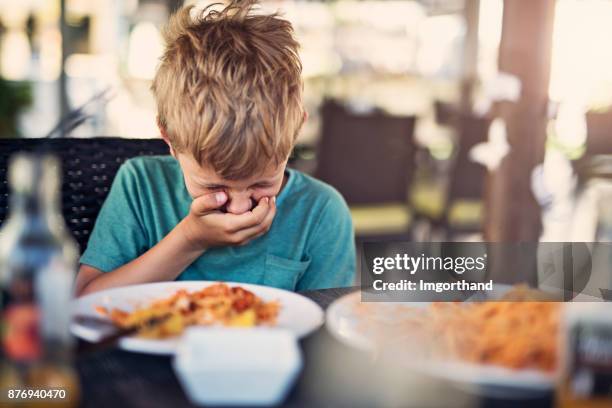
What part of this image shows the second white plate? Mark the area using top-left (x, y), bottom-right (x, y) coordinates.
top-left (326, 291), bottom-right (557, 394)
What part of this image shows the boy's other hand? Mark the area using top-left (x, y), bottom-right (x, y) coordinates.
top-left (180, 192), bottom-right (276, 250)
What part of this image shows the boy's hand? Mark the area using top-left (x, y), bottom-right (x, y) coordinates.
top-left (179, 192), bottom-right (276, 250)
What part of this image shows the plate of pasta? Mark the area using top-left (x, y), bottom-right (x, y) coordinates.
top-left (72, 281), bottom-right (324, 354)
top-left (326, 285), bottom-right (562, 392)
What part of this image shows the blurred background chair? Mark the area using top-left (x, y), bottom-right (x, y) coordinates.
top-left (0, 137), bottom-right (169, 253)
top-left (315, 99), bottom-right (418, 241)
top-left (409, 103), bottom-right (490, 241)
top-left (441, 113), bottom-right (490, 239)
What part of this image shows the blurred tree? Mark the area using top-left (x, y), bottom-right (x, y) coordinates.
top-left (0, 77), bottom-right (32, 138)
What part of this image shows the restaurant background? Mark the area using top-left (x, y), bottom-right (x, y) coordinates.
top-left (1, 1), bottom-right (612, 407)
top-left (1, 0), bottom-right (611, 246)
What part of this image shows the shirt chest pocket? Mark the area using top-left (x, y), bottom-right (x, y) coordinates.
top-left (264, 254), bottom-right (311, 291)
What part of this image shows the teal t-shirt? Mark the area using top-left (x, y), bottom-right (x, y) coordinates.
top-left (80, 156), bottom-right (355, 291)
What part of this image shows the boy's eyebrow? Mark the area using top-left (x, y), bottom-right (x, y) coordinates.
top-left (203, 183), bottom-right (227, 189)
top-left (202, 180), bottom-right (273, 189)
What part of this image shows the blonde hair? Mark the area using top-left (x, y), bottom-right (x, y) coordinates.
top-left (152, 1), bottom-right (304, 179)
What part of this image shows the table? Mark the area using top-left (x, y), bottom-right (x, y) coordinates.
top-left (76, 287), bottom-right (555, 408)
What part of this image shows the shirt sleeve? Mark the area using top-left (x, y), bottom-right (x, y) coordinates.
top-left (297, 193), bottom-right (356, 291)
top-left (79, 160), bottom-right (149, 272)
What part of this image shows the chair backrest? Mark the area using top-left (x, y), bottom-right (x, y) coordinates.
top-left (0, 137), bottom-right (169, 253)
top-left (446, 114), bottom-right (491, 203)
top-left (315, 100), bottom-right (417, 205)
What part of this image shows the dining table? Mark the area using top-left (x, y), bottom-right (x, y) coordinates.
top-left (75, 287), bottom-right (556, 408)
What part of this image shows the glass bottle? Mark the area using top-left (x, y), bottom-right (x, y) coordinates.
top-left (558, 303), bottom-right (612, 408)
top-left (0, 153), bottom-right (80, 407)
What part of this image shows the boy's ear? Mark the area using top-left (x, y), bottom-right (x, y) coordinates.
top-left (157, 117), bottom-right (176, 157)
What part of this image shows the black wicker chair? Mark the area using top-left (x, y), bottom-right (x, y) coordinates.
top-left (0, 137), bottom-right (169, 253)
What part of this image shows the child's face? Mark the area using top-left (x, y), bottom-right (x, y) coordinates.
top-left (176, 153), bottom-right (286, 215)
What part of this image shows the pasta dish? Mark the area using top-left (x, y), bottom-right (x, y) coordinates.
top-left (355, 285), bottom-right (560, 373)
top-left (96, 283), bottom-right (280, 338)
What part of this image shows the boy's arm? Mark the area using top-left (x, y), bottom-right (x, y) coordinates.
top-left (76, 202), bottom-right (211, 296)
top-left (296, 196), bottom-right (356, 291)
top-left (75, 223), bottom-right (201, 295)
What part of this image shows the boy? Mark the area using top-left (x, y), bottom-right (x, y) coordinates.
top-left (75, 1), bottom-right (355, 295)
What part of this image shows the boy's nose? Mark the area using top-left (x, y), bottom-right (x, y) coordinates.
top-left (225, 193), bottom-right (254, 215)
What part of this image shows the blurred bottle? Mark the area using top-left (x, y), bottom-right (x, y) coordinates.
top-left (558, 303), bottom-right (612, 408)
top-left (0, 153), bottom-right (80, 407)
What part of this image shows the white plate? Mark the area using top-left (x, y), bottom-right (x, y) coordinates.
top-left (326, 292), bottom-right (557, 395)
top-left (72, 281), bottom-right (324, 354)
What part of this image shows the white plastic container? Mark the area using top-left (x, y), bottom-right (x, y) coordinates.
top-left (173, 328), bottom-right (302, 406)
